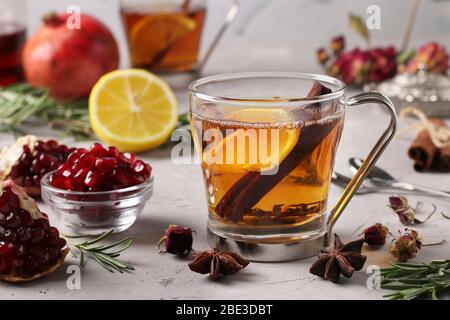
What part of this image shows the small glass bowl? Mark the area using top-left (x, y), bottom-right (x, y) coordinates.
top-left (41, 171), bottom-right (154, 235)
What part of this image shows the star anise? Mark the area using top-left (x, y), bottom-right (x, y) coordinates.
top-left (309, 234), bottom-right (367, 283)
top-left (188, 248), bottom-right (249, 280)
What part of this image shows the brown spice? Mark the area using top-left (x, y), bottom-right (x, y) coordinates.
top-left (309, 234), bottom-right (367, 283)
top-left (188, 248), bottom-right (249, 280)
top-left (408, 118), bottom-right (450, 172)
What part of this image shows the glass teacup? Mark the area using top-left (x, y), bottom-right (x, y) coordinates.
top-left (189, 72), bottom-right (398, 261)
top-left (120, 0), bottom-right (239, 75)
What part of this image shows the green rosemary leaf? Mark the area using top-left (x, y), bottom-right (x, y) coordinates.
top-left (80, 229), bottom-right (115, 246)
top-left (380, 259), bottom-right (450, 300)
top-left (63, 229), bottom-right (134, 273)
top-left (0, 83), bottom-right (93, 139)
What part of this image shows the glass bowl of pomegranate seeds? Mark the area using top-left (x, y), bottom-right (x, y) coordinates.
top-left (40, 143), bottom-right (153, 234)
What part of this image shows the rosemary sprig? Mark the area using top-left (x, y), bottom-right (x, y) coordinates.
top-left (380, 259), bottom-right (450, 300)
top-left (0, 83), bottom-right (93, 139)
top-left (0, 83), bottom-right (188, 141)
top-left (64, 229), bottom-right (135, 273)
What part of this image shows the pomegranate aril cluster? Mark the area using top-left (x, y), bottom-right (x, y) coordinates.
top-left (0, 186), bottom-right (66, 275)
top-left (10, 140), bottom-right (74, 190)
top-left (50, 143), bottom-right (152, 192)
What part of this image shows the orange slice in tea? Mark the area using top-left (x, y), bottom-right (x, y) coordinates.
top-left (130, 15), bottom-right (196, 66)
top-left (203, 109), bottom-right (300, 173)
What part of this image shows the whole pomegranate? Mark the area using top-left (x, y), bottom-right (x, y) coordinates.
top-left (23, 13), bottom-right (119, 100)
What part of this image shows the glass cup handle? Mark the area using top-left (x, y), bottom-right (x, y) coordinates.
top-left (326, 92), bottom-right (398, 238)
top-left (196, 0), bottom-right (240, 72)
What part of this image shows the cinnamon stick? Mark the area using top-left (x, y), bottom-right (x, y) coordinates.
top-left (215, 82), bottom-right (338, 223)
top-left (408, 118), bottom-right (450, 172)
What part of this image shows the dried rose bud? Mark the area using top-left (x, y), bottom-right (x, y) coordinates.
top-left (389, 230), bottom-right (422, 262)
top-left (157, 225), bottom-right (193, 256)
top-left (361, 223), bottom-right (389, 247)
top-left (330, 35), bottom-right (345, 55)
top-left (388, 196), bottom-right (435, 225)
top-left (389, 196), bottom-right (416, 225)
top-left (406, 42), bottom-right (449, 74)
top-left (316, 47), bottom-right (329, 65)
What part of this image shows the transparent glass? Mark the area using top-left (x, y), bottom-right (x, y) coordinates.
top-left (0, 0), bottom-right (26, 85)
top-left (41, 172), bottom-right (154, 235)
top-left (189, 72), bottom-right (397, 245)
top-left (120, 0), bottom-right (239, 74)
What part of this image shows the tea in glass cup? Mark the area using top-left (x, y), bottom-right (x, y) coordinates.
top-left (121, 0), bottom-right (239, 74)
top-left (189, 72), bottom-right (398, 261)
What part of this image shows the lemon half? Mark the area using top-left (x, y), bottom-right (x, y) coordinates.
top-left (89, 69), bottom-right (178, 152)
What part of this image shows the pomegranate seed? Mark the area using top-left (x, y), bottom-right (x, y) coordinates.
top-left (17, 227), bottom-right (32, 243)
top-left (34, 219), bottom-right (50, 232)
top-left (49, 175), bottom-right (72, 190)
top-left (133, 160), bottom-right (145, 173)
top-left (84, 171), bottom-right (105, 190)
top-left (6, 212), bottom-right (21, 229)
top-left (31, 227), bottom-right (46, 244)
top-left (79, 153), bottom-right (95, 169)
top-left (0, 256), bottom-right (12, 273)
top-left (94, 157), bottom-right (117, 173)
top-left (4, 229), bottom-right (16, 242)
top-left (14, 244), bottom-right (27, 257)
top-left (30, 245), bottom-right (50, 265)
top-left (2, 189), bottom-right (19, 209)
top-left (106, 146), bottom-right (120, 158)
top-left (57, 238), bottom-right (66, 249)
top-left (23, 256), bottom-right (39, 273)
top-left (18, 209), bottom-right (33, 227)
top-left (0, 226), bottom-right (5, 239)
top-left (0, 212), bottom-right (6, 225)
top-left (45, 227), bottom-right (59, 245)
top-left (48, 248), bottom-right (61, 262)
top-left (47, 140), bottom-right (59, 150)
top-left (90, 143), bottom-right (107, 156)
top-left (0, 241), bottom-right (14, 256)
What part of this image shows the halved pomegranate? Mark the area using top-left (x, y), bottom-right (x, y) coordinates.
top-left (0, 136), bottom-right (74, 196)
top-left (0, 180), bottom-right (68, 282)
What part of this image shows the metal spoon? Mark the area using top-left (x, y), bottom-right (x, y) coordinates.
top-left (331, 172), bottom-right (379, 194)
top-left (349, 157), bottom-right (450, 198)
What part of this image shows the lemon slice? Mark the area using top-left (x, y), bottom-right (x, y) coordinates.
top-left (89, 69), bottom-right (178, 152)
top-left (203, 108), bottom-right (299, 173)
top-left (130, 15), bottom-right (196, 66)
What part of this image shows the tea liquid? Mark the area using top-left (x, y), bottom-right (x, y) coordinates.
top-left (0, 22), bottom-right (26, 86)
top-left (191, 110), bottom-right (344, 229)
top-left (121, 3), bottom-right (205, 72)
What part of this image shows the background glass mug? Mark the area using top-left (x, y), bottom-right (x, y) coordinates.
top-left (0, 0), bottom-right (26, 86)
top-left (189, 72), bottom-right (397, 261)
top-left (120, 0), bottom-right (239, 74)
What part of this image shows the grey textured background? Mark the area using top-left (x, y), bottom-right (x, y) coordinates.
top-left (26, 0), bottom-right (450, 72)
top-left (1, 0), bottom-right (447, 300)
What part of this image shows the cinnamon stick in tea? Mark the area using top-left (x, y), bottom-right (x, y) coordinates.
top-left (408, 118), bottom-right (450, 172)
top-left (215, 82), bottom-right (338, 223)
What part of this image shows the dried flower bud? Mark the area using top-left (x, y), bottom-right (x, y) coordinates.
top-left (388, 196), bottom-right (436, 225)
top-left (389, 196), bottom-right (415, 224)
top-left (389, 230), bottom-right (422, 262)
top-left (406, 42), bottom-right (449, 74)
top-left (330, 36), bottom-right (345, 55)
top-left (157, 225), bottom-right (193, 256)
top-left (316, 47), bottom-right (329, 65)
top-left (361, 223), bottom-right (389, 247)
